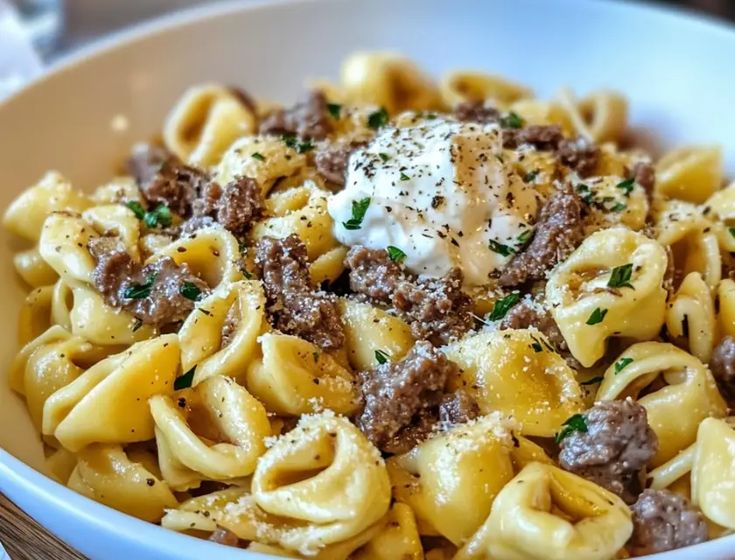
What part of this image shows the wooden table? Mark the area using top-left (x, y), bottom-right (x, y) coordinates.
top-left (0, 494), bottom-right (85, 560)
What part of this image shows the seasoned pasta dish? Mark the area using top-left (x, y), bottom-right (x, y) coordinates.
top-left (5, 51), bottom-right (735, 559)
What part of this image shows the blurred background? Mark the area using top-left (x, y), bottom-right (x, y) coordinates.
top-left (1, 0), bottom-right (735, 98)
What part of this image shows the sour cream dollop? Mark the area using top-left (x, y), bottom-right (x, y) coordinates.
top-left (327, 117), bottom-right (538, 286)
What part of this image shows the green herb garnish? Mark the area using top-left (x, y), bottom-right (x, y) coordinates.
top-left (608, 263), bottom-right (634, 289)
top-left (180, 281), bottom-right (202, 301)
top-left (252, 152), bottom-right (265, 161)
top-left (342, 197), bottom-right (371, 230)
top-left (610, 201), bottom-right (627, 212)
top-left (487, 293), bottom-right (521, 321)
top-left (614, 357), bottom-right (634, 374)
top-left (386, 246), bottom-right (406, 263)
top-left (616, 178), bottom-right (635, 195)
top-left (174, 367), bottom-right (196, 390)
top-left (524, 170), bottom-right (539, 183)
top-left (555, 413), bottom-right (588, 444)
top-left (123, 274), bottom-right (157, 300)
top-left (530, 337), bottom-right (543, 352)
top-left (500, 111), bottom-right (524, 129)
top-left (586, 307), bottom-right (608, 325)
top-left (517, 229), bottom-right (533, 245)
top-left (378, 152), bottom-right (390, 163)
top-left (131, 318), bottom-right (143, 332)
top-left (143, 204), bottom-right (172, 228)
top-left (297, 139), bottom-right (314, 154)
top-left (399, 172), bottom-right (410, 181)
top-left (367, 107), bottom-right (389, 129)
top-left (489, 239), bottom-right (516, 257)
top-left (282, 134), bottom-right (298, 149)
top-left (327, 103), bottom-right (342, 119)
top-left (125, 200), bottom-right (146, 219)
top-left (729, 227), bottom-right (735, 239)
top-left (374, 349), bottom-right (390, 365)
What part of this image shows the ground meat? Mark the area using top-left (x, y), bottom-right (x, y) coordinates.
top-left (259, 90), bottom-right (332, 140)
top-left (710, 336), bottom-right (735, 403)
top-left (454, 101), bottom-right (500, 124)
top-left (393, 269), bottom-right (475, 346)
top-left (209, 526), bottom-right (240, 548)
top-left (216, 177), bottom-right (264, 235)
top-left (315, 142), bottom-right (363, 186)
top-left (191, 181), bottom-right (222, 217)
top-left (127, 144), bottom-right (209, 216)
top-left (89, 237), bottom-right (210, 327)
top-left (503, 124), bottom-right (564, 151)
top-left (499, 182), bottom-right (585, 287)
top-left (556, 136), bottom-right (600, 177)
top-left (178, 215), bottom-right (218, 235)
top-left (345, 246), bottom-right (406, 303)
top-left (631, 161), bottom-right (656, 195)
top-left (438, 389), bottom-right (480, 425)
top-left (499, 299), bottom-right (568, 351)
top-left (381, 407), bottom-right (438, 455)
top-left (255, 235), bottom-right (344, 349)
top-left (357, 341), bottom-right (458, 450)
top-left (628, 489), bottom-right (708, 556)
top-left (558, 398), bottom-right (658, 504)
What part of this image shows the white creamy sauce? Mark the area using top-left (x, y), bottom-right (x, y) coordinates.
top-left (327, 117), bottom-right (538, 286)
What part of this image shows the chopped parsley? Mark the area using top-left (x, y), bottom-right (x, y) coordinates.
top-left (555, 413), bottom-right (588, 444)
top-left (517, 229), bottom-right (533, 245)
top-left (342, 197), bottom-right (371, 230)
top-left (131, 318), bottom-right (143, 332)
top-left (487, 292), bottom-right (520, 321)
top-left (281, 134), bottom-right (314, 153)
top-left (614, 357), bottom-right (634, 374)
top-left (616, 178), bottom-right (635, 195)
top-left (729, 227), bottom-right (735, 239)
top-left (180, 281), bottom-right (202, 301)
top-left (122, 274), bottom-right (157, 300)
top-left (399, 172), bottom-right (410, 181)
top-left (610, 201), bottom-right (627, 212)
top-left (374, 349), bottom-right (390, 365)
top-left (327, 103), bottom-right (342, 119)
top-left (500, 111), bottom-right (524, 129)
top-left (530, 337), bottom-right (543, 352)
top-left (125, 200), bottom-right (146, 219)
top-left (143, 204), bottom-right (172, 228)
top-left (586, 307), bottom-right (608, 325)
top-left (173, 367), bottom-right (196, 390)
top-left (489, 239), bottom-right (515, 257)
top-left (378, 152), bottom-right (390, 163)
top-left (608, 263), bottom-right (634, 289)
top-left (580, 376), bottom-right (604, 386)
top-left (524, 170), bottom-right (539, 183)
top-left (386, 245), bottom-right (406, 263)
top-left (251, 152), bottom-right (265, 161)
top-left (367, 107), bottom-right (389, 129)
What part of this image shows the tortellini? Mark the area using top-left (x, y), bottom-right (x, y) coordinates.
top-left (456, 462), bottom-right (632, 560)
top-left (665, 272), bottom-right (716, 362)
top-left (445, 330), bottom-right (583, 437)
top-left (655, 145), bottom-right (723, 203)
top-left (691, 418), bottom-right (735, 529)
top-left (42, 335), bottom-right (180, 451)
top-left (151, 375), bottom-right (270, 490)
top-left (546, 227), bottom-right (668, 367)
top-left (388, 413), bottom-right (516, 545)
top-left (597, 342), bottom-right (726, 465)
top-left (556, 88), bottom-right (628, 144)
top-left (439, 70), bottom-right (532, 108)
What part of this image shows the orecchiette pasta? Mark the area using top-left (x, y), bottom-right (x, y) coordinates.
top-left (546, 227), bottom-right (668, 367)
top-left (6, 52), bottom-right (735, 558)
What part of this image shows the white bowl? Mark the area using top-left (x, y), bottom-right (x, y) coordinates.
top-left (1, 0), bottom-right (734, 558)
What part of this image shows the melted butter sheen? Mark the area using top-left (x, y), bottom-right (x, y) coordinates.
top-left (327, 117), bottom-right (537, 286)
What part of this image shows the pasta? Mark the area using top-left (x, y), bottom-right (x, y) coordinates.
top-left (4, 52), bottom-right (735, 558)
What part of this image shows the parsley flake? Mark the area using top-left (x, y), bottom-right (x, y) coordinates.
top-left (367, 107), bottom-right (389, 129)
top-left (500, 111), bottom-right (524, 129)
top-left (586, 307), bottom-right (608, 325)
top-left (616, 178), bottom-right (635, 195)
top-left (555, 413), bottom-right (588, 444)
top-left (386, 246), bottom-right (406, 263)
top-left (517, 229), bottom-right (533, 245)
top-left (297, 139), bottom-right (314, 154)
top-left (174, 367), bottom-right (196, 390)
top-left (374, 349), bottom-right (390, 365)
top-left (524, 170), bottom-right (539, 183)
top-left (180, 281), bottom-right (202, 301)
top-left (143, 204), bottom-right (172, 228)
top-left (400, 172), bottom-right (410, 181)
top-left (123, 274), bottom-right (157, 300)
top-left (530, 337), bottom-right (543, 353)
top-left (327, 103), bottom-right (342, 119)
top-left (608, 263), bottom-right (634, 289)
top-left (729, 227), bottom-right (735, 239)
top-left (614, 357), bottom-right (634, 374)
top-left (610, 201), bottom-right (627, 212)
top-left (125, 201), bottom-right (146, 219)
top-left (487, 293), bottom-right (521, 321)
top-left (252, 152), bottom-right (265, 161)
top-left (489, 239), bottom-right (515, 257)
top-left (342, 197), bottom-right (371, 230)
top-left (131, 318), bottom-right (143, 332)
top-left (282, 134), bottom-right (297, 149)
top-left (378, 152), bottom-right (390, 163)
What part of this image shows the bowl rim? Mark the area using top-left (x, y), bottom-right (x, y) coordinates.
top-left (1, 0), bottom-right (735, 558)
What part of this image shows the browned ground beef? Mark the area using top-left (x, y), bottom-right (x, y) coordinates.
top-left (631, 161), bottom-right (656, 195)
top-left (499, 181), bottom-right (585, 287)
top-left (214, 177), bottom-right (264, 235)
top-left (556, 136), bottom-right (600, 177)
top-left (127, 144), bottom-right (209, 216)
top-left (88, 236), bottom-right (210, 327)
top-left (503, 124), bottom-right (564, 150)
top-left (454, 101), bottom-right (500, 124)
top-left (344, 246), bottom-right (406, 303)
top-left (357, 341), bottom-right (460, 451)
top-left (259, 90), bottom-right (332, 140)
top-left (438, 389), bottom-right (480, 425)
top-left (558, 398), bottom-right (658, 504)
top-left (314, 142), bottom-right (364, 186)
top-left (710, 335), bottom-right (735, 403)
top-left (393, 269), bottom-right (475, 346)
top-left (628, 489), bottom-right (708, 556)
top-left (255, 234), bottom-right (344, 349)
